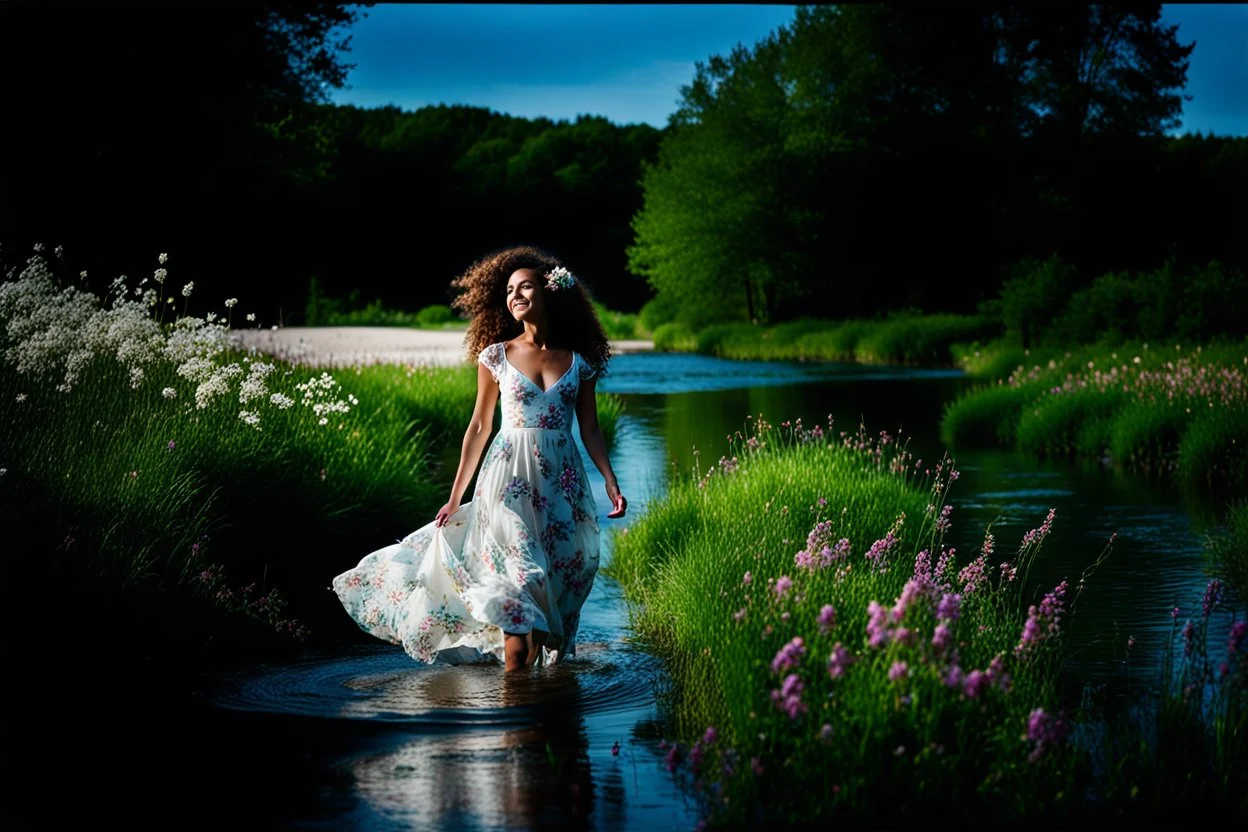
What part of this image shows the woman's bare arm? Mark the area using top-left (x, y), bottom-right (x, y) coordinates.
top-left (576, 377), bottom-right (625, 516)
top-left (436, 362), bottom-right (499, 524)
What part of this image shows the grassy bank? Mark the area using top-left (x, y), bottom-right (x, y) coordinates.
top-left (607, 416), bottom-right (1247, 823)
top-left (942, 339), bottom-right (1248, 497)
top-left (652, 314), bottom-right (998, 366)
top-left (0, 251), bottom-right (621, 668)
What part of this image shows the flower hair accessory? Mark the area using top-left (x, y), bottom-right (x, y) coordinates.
top-left (545, 266), bottom-right (576, 291)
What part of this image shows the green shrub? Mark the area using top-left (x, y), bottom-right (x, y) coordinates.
top-left (653, 322), bottom-right (697, 352)
top-left (415, 304), bottom-right (456, 327)
top-left (855, 315), bottom-right (998, 365)
top-left (1177, 407), bottom-right (1248, 495)
top-left (1016, 390), bottom-right (1130, 457)
top-left (639, 292), bottom-right (681, 334)
top-left (793, 320), bottom-right (875, 361)
top-left (999, 255), bottom-right (1076, 348)
top-left (941, 383), bottom-right (1029, 448)
top-left (1108, 401), bottom-right (1193, 474)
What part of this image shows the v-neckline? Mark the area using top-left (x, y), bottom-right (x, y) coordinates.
top-left (503, 346), bottom-right (576, 394)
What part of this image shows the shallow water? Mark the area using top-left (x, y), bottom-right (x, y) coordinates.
top-left (167, 351), bottom-right (1230, 829)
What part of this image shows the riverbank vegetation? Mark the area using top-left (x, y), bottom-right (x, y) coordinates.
top-left (941, 339), bottom-right (1248, 498)
top-left (0, 249), bottom-right (622, 668)
top-left (651, 315), bottom-right (997, 366)
top-left (305, 276), bottom-right (647, 341)
top-left (608, 416), bottom-right (1247, 823)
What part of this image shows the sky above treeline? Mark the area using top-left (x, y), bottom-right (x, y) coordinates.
top-left (329, 4), bottom-right (1247, 136)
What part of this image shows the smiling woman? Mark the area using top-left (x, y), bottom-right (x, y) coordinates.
top-left (332, 245), bottom-right (628, 673)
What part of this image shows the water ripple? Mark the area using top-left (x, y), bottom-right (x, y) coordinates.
top-left (200, 637), bottom-right (660, 728)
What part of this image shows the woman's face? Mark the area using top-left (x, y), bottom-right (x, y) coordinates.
top-left (505, 269), bottom-right (545, 322)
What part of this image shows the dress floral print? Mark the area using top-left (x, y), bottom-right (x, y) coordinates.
top-left (333, 342), bottom-right (600, 665)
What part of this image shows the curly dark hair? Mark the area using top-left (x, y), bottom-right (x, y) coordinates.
top-left (450, 245), bottom-right (612, 376)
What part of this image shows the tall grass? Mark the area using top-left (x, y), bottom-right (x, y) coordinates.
top-left (608, 415), bottom-right (1248, 823)
top-left (609, 416), bottom-right (1106, 822)
top-left (942, 339), bottom-right (1248, 496)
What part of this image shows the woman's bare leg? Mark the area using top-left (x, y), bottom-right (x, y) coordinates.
top-left (503, 632), bottom-right (528, 672)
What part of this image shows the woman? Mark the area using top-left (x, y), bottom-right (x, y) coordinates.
top-left (332, 245), bottom-right (627, 671)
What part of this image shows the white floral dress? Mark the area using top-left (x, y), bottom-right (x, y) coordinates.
top-left (332, 342), bottom-right (601, 665)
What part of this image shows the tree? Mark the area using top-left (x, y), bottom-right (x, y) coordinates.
top-left (0, 1), bottom-right (367, 313)
top-left (627, 3), bottom-right (1202, 325)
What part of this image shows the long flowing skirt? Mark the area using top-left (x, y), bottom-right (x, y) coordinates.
top-left (332, 427), bottom-right (600, 665)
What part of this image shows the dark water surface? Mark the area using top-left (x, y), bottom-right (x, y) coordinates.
top-left (44, 352), bottom-right (1227, 829)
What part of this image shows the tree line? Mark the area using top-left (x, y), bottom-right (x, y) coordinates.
top-left (2, 2), bottom-right (1243, 329)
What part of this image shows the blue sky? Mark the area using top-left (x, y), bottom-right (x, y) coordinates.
top-left (330, 4), bottom-right (1247, 135)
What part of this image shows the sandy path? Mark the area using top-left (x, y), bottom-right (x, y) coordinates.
top-left (232, 326), bottom-right (653, 368)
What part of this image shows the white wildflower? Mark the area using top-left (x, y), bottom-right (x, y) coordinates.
top-left (143, 289), bottom-right (157, 307)
top-left (80, 271), bottom-right (88, 279)
top-left (246, 313), bottom-right (256, 322)
top-left (239, 410), bottom-right (261, 429)
top-left (158, 253), bottom-right (168, 265)
top-left (238, 361), bottom-right (275, 405)
top-left (15, 393), bottom-right (27, 403)
top-left (181, 282), bottom-right (194, 297)
top-left (162, 387), bottom-right (177, 399)
top-left (224, 298), bottom-right (238, 309)
top-left (0, 468), bottom-right (6, 476)
top-left (269, 392), bottom-right (294, 409)
top-left (206, 312), bottom-right (216, 323)
top-left (129, 366), bottom-right (145, 389)
top-left (318, 417), bottom-right (328, 426)
top-left (166, 297), bottom-right (174, 305)
top-left (153, 268), bottom-right (167, 284)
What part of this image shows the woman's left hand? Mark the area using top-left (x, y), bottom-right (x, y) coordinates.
top-left (606, 481), bottom-right (627, 518)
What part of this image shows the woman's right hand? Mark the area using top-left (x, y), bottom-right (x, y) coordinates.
top-left (435, 501), bottom-right (460, 527)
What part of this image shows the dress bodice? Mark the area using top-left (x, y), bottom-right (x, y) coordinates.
top-left (478, 342), bottom-right (596, 430)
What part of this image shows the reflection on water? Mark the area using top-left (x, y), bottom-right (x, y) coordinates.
top-left (347, 671), bottom-right (600, 831)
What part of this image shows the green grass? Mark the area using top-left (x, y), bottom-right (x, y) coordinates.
top-left (941, 338), bottom-right (1248, 498)
top-left (1204, 501), bottom-right (1248, 607)
top-left (1, 349), bottom-right (622, 664)
top-left (940, 383), bottom-right (1030, 448)
top-left (592, 301), bottom-right (646, 340)
top-left (607, 417), bottom-right (1103, 822)
top-left (650, 315), bottom-right (999, 366)
top-left (607, 416), bottom-right (1248, 823)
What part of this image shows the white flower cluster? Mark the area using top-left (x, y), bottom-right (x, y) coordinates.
top-left (295, 372), bottom-right (357, 426)
top-left (0, 247), bottom-right (359, 433)
top-left (0, 253), bottom-right (164, 392)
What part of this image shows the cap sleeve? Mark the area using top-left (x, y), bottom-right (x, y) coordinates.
top-left (477, 343), bottom-right (505, 383)
top-left (577, 352), bottom-right (597, 382)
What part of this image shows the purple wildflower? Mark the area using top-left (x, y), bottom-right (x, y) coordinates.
top-left (773, 575), bottom-right (793, 598)
top-left (1229, 620), bottom-right (1246, 655)
top-left (827, 643), bottom-right (853, 678)
top-left (817, 604), bottom-right (836, 634)
top-left (888, 661), bottom-right (910, 682)
top-left (770, 636), bottom-right (806, 674)
top-left (936, 592), bottom-right (961, 621)
top-left (963, 669), bottom-right (989, 699)
top-left (1202, 579), bottom-right (1223, 616)
top-left (770, 673), bottom-right (807, 719)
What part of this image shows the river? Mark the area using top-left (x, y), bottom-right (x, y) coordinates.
top-left (70, 351), bottom-right (1228, 829)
